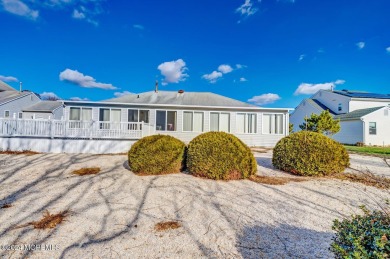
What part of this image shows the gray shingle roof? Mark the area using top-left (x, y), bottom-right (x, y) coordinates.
top-left (0, 81), bottom-right (16, 92)
top-left (306, 99), bottom-right (336, 115)
top-left (332, 90), bottom-right (390, 99)
top-left (103, 91), bottom-right (256, 108)
top-left (0, 91), bottom-right (31, 105)
top-left (23, 101), bottom-right (63, 112)
top-left (334, 106), bottom-right (384, 120)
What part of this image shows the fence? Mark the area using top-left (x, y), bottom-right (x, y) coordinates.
top-left (0, 119), bottom-right (143, 139)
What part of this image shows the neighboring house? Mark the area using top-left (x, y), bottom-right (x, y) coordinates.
top-left (22, 101), bottom-right (64, 120)
top-left (0, 81), bottom-right (41, 119)
top-left (62, 90), bottom-right (291, 147)
top-left (290, 89), bottom-right (390, 145)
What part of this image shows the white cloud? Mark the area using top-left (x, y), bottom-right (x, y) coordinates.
top-left (239, 77), bottom-right (248, 82)
top-left (386, 47), bottom-right (390, 53)
top-left (40, 92), bottom-right (61, 100)
top-left (236, 64), bottom-right (246, 69)
top-left (298, 54), bottom-right (305, 61)
top-left (69, 96), bottom-right (89, 101)
top-left (248, 93), bottom-right (281, 105)
top-left (114, 91), bottom-right (134, 97)
top-left (157, 59), bottom-right (188, 85)
top-left (236, 0), bottom-right (258, 17)
top-left (218, 64), bottom-right (233, 74)
top-left (1, 0), bottom-right (39, 20)
top-left (202, 71), bottom-right (223, 83)
top-left (0, 75), bottom-right (18, 82)
top-left (356, 42), bottom-right (365, 49)
top-left (133, 24), bottom-right (144, 30)
top-left (1, 0), bottom-right (103, 24)
top-left (72, 9), bottom-right (85, 19)
top-left (294, 79), bottom-right (345, 95)
top-left (59, 69), bottom-right (118, 90)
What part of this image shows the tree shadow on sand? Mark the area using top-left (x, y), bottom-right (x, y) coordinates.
top-left (236, 224), bottom-right (334, 259)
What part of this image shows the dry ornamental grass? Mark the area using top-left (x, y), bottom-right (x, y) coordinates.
top-left (249, 175), bottom-right (307, 185)
top-left (154, 221), bottom-right (181, 232)
top-left (72, 167), bottom-right (101, 176)
top-left (14, 210), bottom-right (69, 230)
top-left (0, 150), bottom-right (40, 156)
top-left (1, 203), bottom-right (12, 209)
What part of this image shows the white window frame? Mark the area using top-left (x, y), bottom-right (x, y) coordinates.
top-left (209, 111), bottom-right (231, 133)
top-left (98, 108), bottom-right (121, 122)
top-left (155, 110), bottom-right (177, 132)
top-left (18, 112), bottom-right (23, 119)
top-left (262, 113), bottom-right (285, 135)
top-left (69, 107), bottom-right (93, 121)
top-left (235, 113), bottom-right (257, 134)
top-left (4, 110), bottom-right (10, 118)
top-left (369, 122), bottom-right (377, 135)
top-left (127, 109), bottom-right (150, 123)
top-left (182, 111), bottom-right (204, 133)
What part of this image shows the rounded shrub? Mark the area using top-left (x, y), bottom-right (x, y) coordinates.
top-left (187, 132), bottom-right (257, 180)
top-left (331, 208), bottom-right (390, 258)
top-left (272, 131), bottom-right (350, 176)
top-left (128, 135), bottom-right (186, 175)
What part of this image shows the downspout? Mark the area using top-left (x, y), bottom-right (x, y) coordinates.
top-left (361, 118), bottom-right (365, 145)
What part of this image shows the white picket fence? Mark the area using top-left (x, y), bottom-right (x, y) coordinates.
top-left (0, 119), bottom-right (143, 139)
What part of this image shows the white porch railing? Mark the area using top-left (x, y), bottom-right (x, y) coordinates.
top-left (0, 119), bottom-right (143, 139)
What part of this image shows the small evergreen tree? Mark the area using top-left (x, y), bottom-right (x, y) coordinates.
top-left (289, 123), bottom-right (294, 134)
top-left (299, 110), bottom-right (340, 135)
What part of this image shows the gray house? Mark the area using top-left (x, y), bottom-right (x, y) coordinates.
top-left (62, 90), bottom-right (291, 147)
top-left (0, 81), bottom-right (41, 119)
top-left (22, 101), bottom-right (64, 120)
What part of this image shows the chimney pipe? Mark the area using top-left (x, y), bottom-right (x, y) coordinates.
top-left (19, 82), bottom-right (23, 92)
top-left (155, 80), bottom-right (158, 93)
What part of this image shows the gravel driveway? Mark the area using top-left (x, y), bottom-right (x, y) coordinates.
top-left (0, 152), bottom-right (389, 258)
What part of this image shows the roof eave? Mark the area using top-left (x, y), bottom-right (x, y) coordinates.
top-left (62, 100), bottom-right (292, 111)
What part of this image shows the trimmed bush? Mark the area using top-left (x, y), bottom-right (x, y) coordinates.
top-left (128, 135), bottom-right (186, 175)
top-left (272, 131), bottom-right (350, 176)
top-left (187, 132), bottom-right (257, 180)
top-left (331, 208), bottom-right (390, 258)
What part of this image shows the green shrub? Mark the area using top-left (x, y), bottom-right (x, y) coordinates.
top-left (331, 208), bottom-right (390, 258)
top-left (187, 132), bottom-right (257, 180)
top-left (272, 131), bottom-right (350, 176)
top-left (128, 135), bottom-right (186, 175)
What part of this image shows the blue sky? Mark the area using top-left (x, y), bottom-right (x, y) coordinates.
top-left (1, 0), bottom-right (390, 108)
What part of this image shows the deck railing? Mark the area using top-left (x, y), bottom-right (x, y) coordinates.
top-left (0, 119), bottom-right (143, 139)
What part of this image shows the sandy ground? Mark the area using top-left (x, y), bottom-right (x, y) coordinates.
top-left (0, 152), bottom-right (389, 259)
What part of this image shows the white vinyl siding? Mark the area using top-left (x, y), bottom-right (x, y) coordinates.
top-left (183, 111), bottom-right (204, 132)
top-left (236, 113), bottom-right (256, 134)
top-left (210, 112), bottom-right (230, 132)
top-left (263, 114), bottom-right (284, 134)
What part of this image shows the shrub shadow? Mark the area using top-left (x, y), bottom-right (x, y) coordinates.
top-left (236, 224), bottom-right (334, 259)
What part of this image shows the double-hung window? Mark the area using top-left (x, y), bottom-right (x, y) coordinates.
top-left (99, 108), bottom-right (121, 129)
top-left (236, 113), bottom-right (257, 133)
top-left (156, 110), bottom-right (177, 131)
top-left (183, 111), bottom-right (204, 132)
top-left (128, 109), bottom-right (149, 130)
top-left (210, 112), bottom-right (230, 132)
top-left (369, 122), bottom-right (377, 135)
top-left (4, 111), bottom-right (10, 118)
top-left (262, 114), bottom-right (284, 134)
top-left (69, 107), bottom-right (92, 128)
